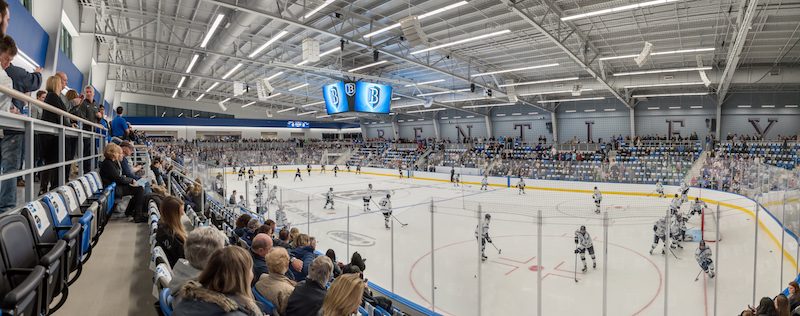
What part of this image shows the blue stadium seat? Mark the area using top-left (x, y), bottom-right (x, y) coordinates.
top-left (41, 192), bottom-right (94, 283)
top-left (158, 288), bottom-right (173, 316)
top-left (252, 286), bottom-right (275, 315)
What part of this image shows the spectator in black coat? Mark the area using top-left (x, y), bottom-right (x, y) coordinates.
top-left (285, 256), bottom-right (333, 316)
top-left (155, 196), bottom-right (188, 267)
top-left (98, 143), bottom-right (145, 221)
top-left (39, 75), bottom-right (72, 194)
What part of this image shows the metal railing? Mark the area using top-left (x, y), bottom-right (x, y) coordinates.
top-left (0, 83), bottom-right (106, 203)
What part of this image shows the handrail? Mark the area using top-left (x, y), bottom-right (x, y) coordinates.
top-left (0, 81), bottom-right (105, 129)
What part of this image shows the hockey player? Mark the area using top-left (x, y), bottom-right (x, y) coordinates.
top-left (294, 168), bottom-right (303, 181)
top-left (307, 163), bottom-right (312, 176)
top-left (517, 178), bottom-right (526, 195)
top-left (380, 194), bottom-right (392, 229)
top-left (574, 225), bottom-right (596, 271)
top-left (272, 164), bottom-right (279, 178)
top-left (248, 168), bottom-right (255, 182)
top-left (475, 214), bottom-right (491, 261)
top-left (670, 215), bottom-right (687, 249)
top-left (656, 179), bottom-right (665, 198)
top-left (363, 184), bottom-right (373, 212)
top-left (669, 194), bottom-right (682, 215)
top-left (695, 241), bottom-right (715, 278)
top-left (268, 186), bottom-right (278, 204)
top-left (320, 163), bottom-right (326, 174)
top-left (680, 182), bottom-right (690, 203)
top-left (593, 187), bottom-right (602, 214)
top-left (480, 175), bottom-right (489, 190)
top-left (687, 197), bottom-right (707, 220)
top-left (238, 168), bottom-right (245, 180)
top-left (454, 174), bottom-right (460, 187)
top-left (334, 165), bottom-right (339, 177)
top-left (324, 188), bottom-right (335, 209)
top-left (356, 164), bottom-right (362, 175)
top-left (450, 168), bottom-right (455, 183)
top-left (650, 217), bottom-right (668, 254)
top-left (398, 166), bottom-right (403, 178)
top-left (274, 205), bottom-right (291, 231)
top-left (346, 162), bottom-right (351, 172)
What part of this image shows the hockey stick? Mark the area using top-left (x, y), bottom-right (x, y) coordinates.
top-left (489, 241), bottom-right (501, 254)
top-left (391, 214), bottom-right (408, 227)
top-left (694, 269), bottom-right (704, 281)
top-left (574, 248), bottom-right (579, 283)
top-left (667, 246), bottom-right (680, 259)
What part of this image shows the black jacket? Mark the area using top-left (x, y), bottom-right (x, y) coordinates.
top-left (99, 158), bottom-right (135, 188)
top-left (285, 279), bottom-right (326, 316)
top-left (155, 224), bottom-right (185, 267)
top-left (173, 280), bottom-right (259, 316)
top-left (72, 99), bottom-right (100, 132)
top-left (41, 91), bottom-right (69, 126)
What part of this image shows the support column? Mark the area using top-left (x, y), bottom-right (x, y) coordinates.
top-left (715, 103), bottom-right (722, 139)
top-left (359, 123), bottom-right (367, 138)
top-left (432, 115), bottom-right (441, 140)
top-left (484, 111), bottom-right (493, 139)
top-left (550, 112), bottom-right (558, 143)
top-left (629, 107), bottom-right (635, 138)
top-left (391, 120), bottom-right (400, 140)
top-left (32, 0), bottom-right (64, 78)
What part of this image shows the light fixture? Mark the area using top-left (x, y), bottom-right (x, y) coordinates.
top-left (391, 97), bottom-right (401, 101)
top-left (518, 89), bottom-right (594, 97)
top-left (222, 63), bottom-right (242, 79)
top-left (604, 109), bottom-right (616, 111)
top-left (171, 90), bottom-right (178, 98)
top-left (185, 54), bottom-right (199, 73)
top-left (177, 76), bottom-right (186, 88)
top-left (200, 14), bottom-right (225, 48)
top-left (289, 83), bottom-right (309, 91)
top-left (317, 114), bottom-right (332, 118)
top-left (297, 60), bottom-right (309, 66)
top-left (302, 100), bottom-right (326, 107)
top-left (584, 109), bottom-right (596, 112)
top-left (496, 114), bottom-right (506, 116)
top-left (319, 48), bottom-right (339, 58)
top-left (249, 31), bottom-right (289, 58)
top-left (462, 102), bottom-right (515, 109)
top-left (349, 60), bottom-right (387, 72)
top-left (440, 117), bottom-right (449, 119)
top-left (363, 1), bottom-right (468, 38)
top-left (404, 79), bottom-right (445, 87)
top-left (265, 93), bottom-right (282, 99)
top-left (411, 30), bottom-right (510, 55)
top-left (536, 97), bottom-right (605, 103)
top-left (297, 110), bottom-right (318, 116)
top-left (528, 112), bottom-right (538, 115)
top-left (669, 106), bottom-right (681, 109)
top-left (333, 117), bottom-right (357, 121)
top-left (277, 108), bottom-right (295, 113)
top-left (193, 114), bottom-right (200, 117)
top-left (267, 72), bottom-right (284, 80)
top-left (647, 107), bottom-right (660, 110)
top-left (632, 92), bottom-right (708, 98)
top-left (564, 110), bottom-right (576, 113)
top-left (466, 115), bottom-right (475, 118)
top-left (614, 67), bottom-right (712, 77)
top-left (220, 98), bottom-right (231, 104)
top-left (416, 88), bottom-right (470, 97)
top-left (453, 116), bottom-right (461, 119)
top-left (196, 94), bottom-right (206, 102)
top-left (762, 105), bottom-right (775, 108)
top-left (178, 113), bottom-right (184, 117)
top-left (562, 0), bottom-right (679, 21)
top-left (304, 0), bottom-right (335, 18)
top-left (407, 108), bottom-right (445, 113)
top-left (205, 82), bottom-right (220, 92)
top-left (398, 120), bottom-right (404, 122)
top-left (499, 77), bottom-right (579, 88)
top-left (787, 105), bottom-right (798, 108)
top-left (392, 103), bottom-right (424, 109)
top-left (601, 48), bottom-right (715, 61)
top-left (472, 63), bottom-right (559, 77)
top-left (161, 112), bottom-right (166, 117)
top-left (441, 97), bottom-right (493, 103)
top-left (738, 105), bottom-right (751, 108)
top-left (242, 101), bottom-right (256, 108)
top-left (511, 113), bottom-right (522, 115)
top-left (624, 82), bottom-right (706, 89)
top-left (210, 115), bottom-right (216, 118)
top-left (690, 106), bottom-right (703, 109)
top-left (16, 50), bottom-right (40, 69)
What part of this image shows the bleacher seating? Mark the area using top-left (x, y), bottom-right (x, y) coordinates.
top-left (715, 141), bottom-right (798, 170)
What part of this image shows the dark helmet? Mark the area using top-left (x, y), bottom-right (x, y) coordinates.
top-left (699, 240), bottom-right (706, 248)
top-left (386, 194), bottom-right (391, 198)
top-left (675, 194), bottom-right (679, 197)
top-left (485, 214), bottom-right (491, 220)
top-left (580, 225), bottom-right (586, 231)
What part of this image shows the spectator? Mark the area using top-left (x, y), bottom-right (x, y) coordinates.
top-left (326, 249), bottom-right (341, 278)
top-left (4, 38), bottom-right (41, 188)
top-left (249, 233), bottom-right (272, 284)
top-left (289, 234), bottom-right (317, 281)
top-left (749, 296), bottom-right (779, 316)
top-left (150, 158), bottom-right (165, 186)
top-left (285, 256), bottom-right (333, 316)
top-left (242, 218), bottom-right (260, 245)
top-left (0, 35), bottom-right (21, 213)
top-left (777, 294), bottom-right (790, 316)
top-left (343, 251), bottom-right (366, 273)
top-left (110, 106), bottom-right (130, 141)
top-left (155, 196), bottom-right (188, 267)
top-left (320, 274), bottom-right (364, 316)
top-left (289, 227), bottom-right (300, 245)
top-left (173, 247), bottom-right (261, 316)
top-left (98, 143), bottom-right (145, 221)
top-left (278, 229), bottom-right (291, 246)
top-left (255, 247), bottom-right (297, 315)
top-left (233, 214), bottom-right (251, 237)
top-left (39, 75), bottom-right (70, 195)
top-left (789, 281), bottom-right (800, 310)
top-left (119, 140), bottom-right (151, 194)
top-left (229, 190), bottom-right (237, 205)
top-left (72, 85), bottom-right (100, 172)
top-left (188, 178), bottom-right (205, 215)
top-left (169, 226), bottom-right (226, 305)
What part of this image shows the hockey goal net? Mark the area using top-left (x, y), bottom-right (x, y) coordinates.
top-left (701, 207), bottom-right (721, 242)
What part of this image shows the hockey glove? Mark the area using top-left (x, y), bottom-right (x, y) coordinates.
top-left (574, 248), bottom-right (581, 254)
top-left (574, 237), bottom-right (579, 244)
top-left (486, 236), bottom-right (492, 243)
top-left (653, 225), bottom-right (657, 232)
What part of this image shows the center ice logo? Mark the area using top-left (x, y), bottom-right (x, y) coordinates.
top-left (366, 86), bottom-right (380, 109)
top-left (327, 230), bottom-right (376, 247)
top-left (329, 86), bottom-right (340, 110)
top-left (345, 83), bottom-right (356, 97)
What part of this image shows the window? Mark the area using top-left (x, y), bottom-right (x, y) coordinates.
top-left (59, 25), bottom-right (72, 60)
top-left (19, 0), bottom-right (32, 13)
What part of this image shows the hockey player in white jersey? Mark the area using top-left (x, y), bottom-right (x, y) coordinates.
top-left (380, 194), bottom-right (392, 229)
top-left (453, 174), bottom-right (460, 187)
top-left (324, 188), bottom-right (335, 209)
top-left (248, 168), bottom-right (255, 181)
top-left (687, 198), bottom-right (707, 220)
top-left (475, 214), bottom-right (491, 261)
top-left (517, 178), bottom-right (526, 195)
top-left (268, 186), bottom-right (278, 204)
top-left (696, 241), bottom-right (715, 278)
top-left (669, 194), bottom-right (682, 215)
top-left (480, 175), bottom-right (489, 190)
top-left (592, 187), bottom-right (602, 214)
top-left (254, 193), bottom-right (266, 215)
top-left (670, 215), bottom-right (687, 249)
top-left (334, 165), bottom-right (339, 177)
top-left (650, 218), bottom-right (668, 254)
top-left (363, 184), bottom-right (373, 212)
top-left (574, 225), bottom-right (596, 271)
top-left (656, 179), bottom-right (665, 198)
top-left (680, 182), bottom-right (690, 203)
top-left (274, 205), bottom-right (291, 231)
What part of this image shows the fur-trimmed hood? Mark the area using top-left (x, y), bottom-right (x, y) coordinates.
top-left (173, 280), bottom-right (257, 316)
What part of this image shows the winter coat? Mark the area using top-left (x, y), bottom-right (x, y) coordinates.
top-left (285, 280), bottom-right (326, 316)
top-left (168, 259), bottom-right (202, 306)
top-left (172, 281), bottom-right (259, 316)
top-left (254, 271), bottom-right (297, 316)
top-left (155, 224), bottom-right (185, 267)
top-left (288, 245), bottom-right (317, 282)
top-left (250, 249), bottom-right (268, 285)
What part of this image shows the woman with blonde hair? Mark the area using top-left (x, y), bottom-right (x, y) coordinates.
top-left (319, 274), bottom-right (364, 316)
top-left (173, 247), bottom-right (261, 316)
top-left (39, 75), bottom-right (71, 194)
top-left (155, 195), bottom-right (188, 267)
top-left (254, 247), bottom-right (297, 315)
top-left (98, 143), bottom-right (146, 221)
top-left (289, 233), bottom-right (316, 281)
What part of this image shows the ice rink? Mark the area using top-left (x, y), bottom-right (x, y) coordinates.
top-left (219, 166), bottom-right (797, 316)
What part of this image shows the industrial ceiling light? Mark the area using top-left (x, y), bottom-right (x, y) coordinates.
top-left (171, 90), bottom-right (178, 98)
top-left (304, 0), bottom-right (336, 18)
top-left (185, 54), bottom-right (200, 73)
top-left (392, 103), bottom-right (425, 109)
top-left (472, 63), bottom-right (559, 77)
top-left (248, 31), bottom-right (289, 58)
top-left (267, 72), bottom-right (284, 80)
top-left (561, 0), bottom-right (679, 21)
top-left (600, 48), bottom-right (715, 61)
top-left (613, 67), bottom-right (712, 76)
top-left (205, 82), bottom-right (220, 92)
top-left (200, 14), bottom-right (225, 48)
top-left (196, 94), bottom-right (206, 102)
top-left (407, 108), bottom-right (445, 113)
top-left (221, 63), bottom-right (243, 79)
top-left (624, 82), bottom-right (705, 89)
top-left (404, 79), bottom-right (445, 87)
top-left (416, 88), bottom-right (470, 97)
top-left (363, 1), bottom-right (468, 38)
top-left (242, 101), bottom-right (256, 108)
top-left (277, 108), bottom-right (294, 113)
top-left (411, 30), bottom-right (510, 55)
top-left (297, 110), bottom-right (318, 116)
top-left (319, 48), bottom-right (339, 58)
top-left (302, 100), bottom-right (326, 107)
top-left (317, 114), bottom-right (332, 118)
top-left (441, 97), bottom-right (493, 103)
top-left (462, 102), bottom-right (516, 109)
top-left (518, 89), bottom-right (594, 97)
top-left (349, 60), bottom-right (387, 72)
top-left (498, 77), bottom-right (579, 88)
top-left (176, 76), bottom-right (186, 88)
top-left (289, 83), bottom-right (309, 91)
top-left (536, 97), bottom-right (605, 103)
top-left (265, 93), bottom-right (282, 99)
top-left (220, 98), bottom-right (231, 104)
top-left (631, 92), bottom-right (709, 98)
top-left (333, 117), bottom-right (357, 121)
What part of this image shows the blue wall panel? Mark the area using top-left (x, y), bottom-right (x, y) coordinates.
top-left (124, 117), bottom-right (359, 129)
top-left (56, 50), bottom-right (84, 91)
top-left (6, 0), bottom-right (48, 66)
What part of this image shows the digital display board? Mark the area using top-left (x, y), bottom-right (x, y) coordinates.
top-left (354, 82), bottom-right (392, 114)
top-left (323, 81), bottom-right (350, 114)
top-left (287, 121), bottom-right (309, 128)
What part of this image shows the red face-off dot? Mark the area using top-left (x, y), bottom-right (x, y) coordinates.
top-left (528, 265), bottom-right (542, 271)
